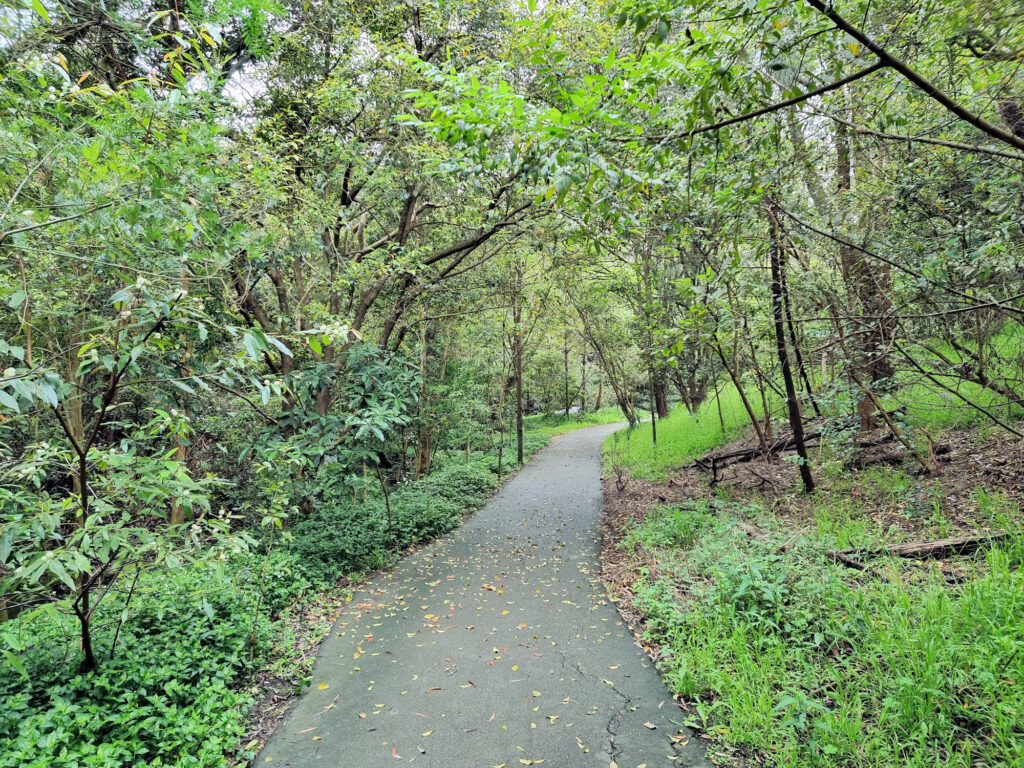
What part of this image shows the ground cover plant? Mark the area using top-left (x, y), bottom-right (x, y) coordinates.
top-left (603, 392), bottom-right (1024, 768)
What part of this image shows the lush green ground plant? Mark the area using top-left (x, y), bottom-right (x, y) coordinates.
top-left (622, 496), bottom-right (1024, 768)
top-left (604, 384), bottom-right (774, 480)
top-left (0, 561), bottom-right (278, 767)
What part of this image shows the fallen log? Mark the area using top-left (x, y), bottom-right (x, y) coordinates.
top-left (826, 550), bottom-right (872, 572)
top-left (693, 431), bottom-right (822, 482)
top-left (844, 531), bottom-right (1009, 560)
top-left (850, 443), bottom-right (951, 469)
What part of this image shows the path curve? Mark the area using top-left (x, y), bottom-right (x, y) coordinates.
top-left (259, 424), bottom-right (709, 767)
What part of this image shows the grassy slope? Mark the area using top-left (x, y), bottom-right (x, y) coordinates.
top-left (604, 383), bottom-right (1024, 768)
top-left (604, 383), bottom-right (775, 480)
top-left (624, 492), bottom-right (1024, 768)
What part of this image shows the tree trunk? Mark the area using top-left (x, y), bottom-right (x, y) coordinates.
top-left (563, 332), bottom-right (571, 416)
top-left (579, 350), bottom-right (587, 413)
top-left (767, 202), bottom-right (815, 492)
top-left (170, 268), bottom-right (192, 526)
top-left (654, 375), bottom-right (669, 419)
top-left (836, 99), bottom-right (895, 432)
top-left (713, 339), bottom-right (770, 455)
top-left (514, 257), bottom-right (524, 464)
top-left (648, 364), bottom-right (658, 447)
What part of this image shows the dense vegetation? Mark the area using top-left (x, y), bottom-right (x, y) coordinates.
top-left (2, 0), bottom-right (1024, 765)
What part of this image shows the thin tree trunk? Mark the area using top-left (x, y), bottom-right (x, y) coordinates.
top-left (514, 258), bottom-right (524, 464)
top-left (579, 350), bottom-right (587, 413)
top-left (649, 367), bottom-right (658, 447)
top-left (564, 331), bottom-right (571, 416)
top-left (170, 267), bottom-right (192, 526)
top-left (767, 202), bottom-right (815, 492)
top-left (747, 338), bottom-right (774, 440)
top-left (713, 376), bottom-right (726, 432)
top-left (713, 339), bottom-right (770, 455)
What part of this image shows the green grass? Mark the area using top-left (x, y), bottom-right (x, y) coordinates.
top-left (604, 382), bottom-right (777, 480)
top-left (885, 328), bottom-right (1024, 431)
top-left (523, 405), bottom-right (626, 436)
top-left (624, 497), bottom-right (1024, 768)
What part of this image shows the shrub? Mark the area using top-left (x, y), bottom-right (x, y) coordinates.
top-left (0, 563), bottom-right (273, 768)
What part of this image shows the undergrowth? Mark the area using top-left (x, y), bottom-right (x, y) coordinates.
top-left (0, 415), bottom-right (605, 766)
top-left (604, 383), bottom-right (774, 481)
top-left (624, 496), bottom-right (1024, 767)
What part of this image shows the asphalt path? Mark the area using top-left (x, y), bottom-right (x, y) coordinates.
top-left (258, 423), bottom-right (710, 768)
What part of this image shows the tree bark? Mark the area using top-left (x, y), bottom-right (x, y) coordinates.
top-left (514, 256), bottom-right (524, 465)
top-left (767, 202), bottom-right (815, 492)
top-left (713, 338), bottom-right (770, 455)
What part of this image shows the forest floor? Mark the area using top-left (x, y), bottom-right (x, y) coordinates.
top-left (256, 423), bottom-right (710, 768)
top-left (602, 420), bottom-right (1024, 767)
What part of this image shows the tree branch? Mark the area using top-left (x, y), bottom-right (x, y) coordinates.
top-left (804, 0), bottom-right (1024, 151)
top-left (0, 204), bottom-right (113, 246)
top-left (624, 62), bottom-right (885, 143)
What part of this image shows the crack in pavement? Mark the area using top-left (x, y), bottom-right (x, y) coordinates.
top-left (257, 424), bottom-right (711, 767)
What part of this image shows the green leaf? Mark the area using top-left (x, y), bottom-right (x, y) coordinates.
top-left (8, 290), bottom-right (26, 309)
top-left (242, 333), bottom-right (260, 361)
top-left (32, 0), bottom-right (49, 23)
top-left (0, 390), bottom-right (20, 413)
top-left (1, 651), bottom-right (28, 681)
top-left (169, 379), bottom-right (195, 394)
top-left (110, 288), bottom-right (132, 306)
top-left (36, 380), bottom-right (58, 407)
top-left (47, 559), bottom-right (75, 590)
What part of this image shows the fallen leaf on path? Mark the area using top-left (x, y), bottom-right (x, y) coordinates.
top-left (644, 722), bottom-right (657, 730)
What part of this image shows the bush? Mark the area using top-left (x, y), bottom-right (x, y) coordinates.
top-left (425, 460), bottom-right (497, 506)
top-left (628, 501), bottom-right (1024, 767)
top-left (0, 563), bottom-right (273, 768)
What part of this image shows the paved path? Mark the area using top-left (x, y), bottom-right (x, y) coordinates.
top-left (259, 424), bottom-right (709, 768)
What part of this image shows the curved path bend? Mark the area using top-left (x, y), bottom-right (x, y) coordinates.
top-left (259, 424), bottom-right (709, 768)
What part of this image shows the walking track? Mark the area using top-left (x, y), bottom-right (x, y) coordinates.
top-left (258, 423), bottom-right (710, 768)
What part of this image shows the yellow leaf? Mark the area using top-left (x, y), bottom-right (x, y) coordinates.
top-left (421, 731), bottom-right (432, 737)
top-left (317, 683), bottom-right (329, 690)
